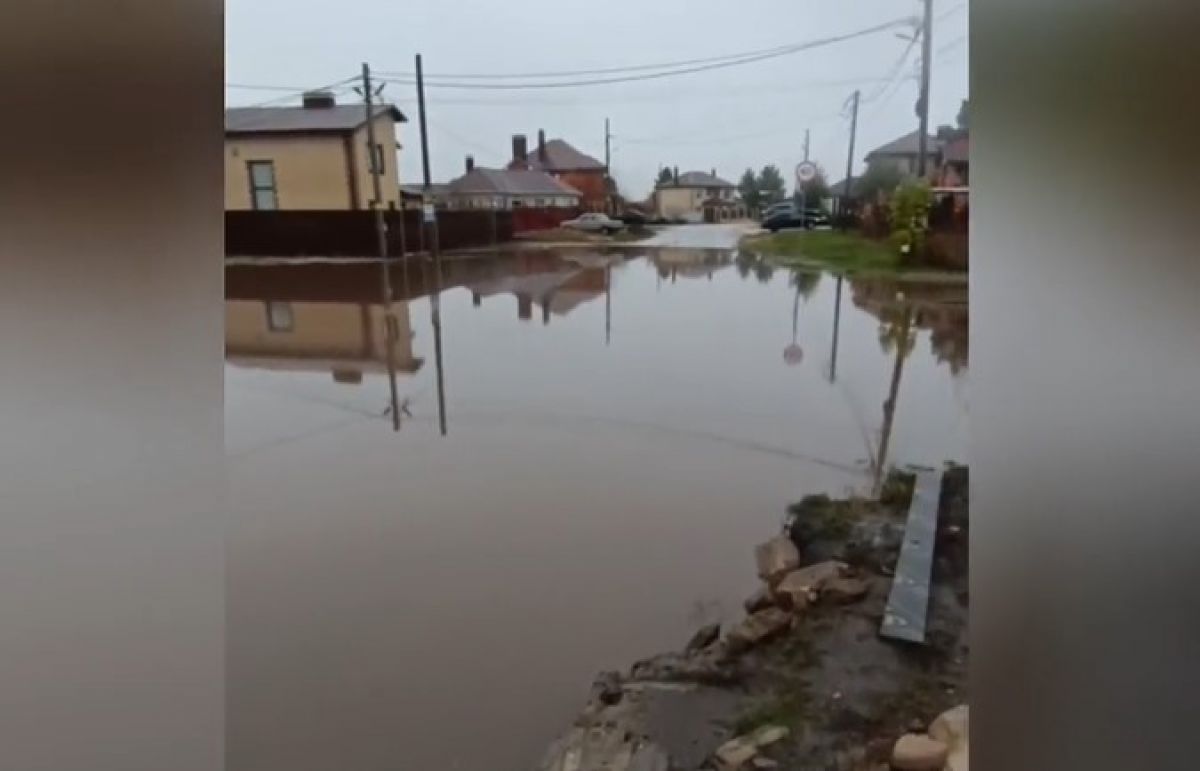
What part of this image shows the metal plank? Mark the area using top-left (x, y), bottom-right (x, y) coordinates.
top-left (880, 469), bottom-right (942, 643)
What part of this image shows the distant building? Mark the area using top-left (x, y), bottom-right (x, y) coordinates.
top-left (443, 156), bottom-right (582, 210)
top-left (508, 130), bottom-right (608, 211)
top-left (937, 135), bottom-right (969, 187)
top-left (863, 130), bottom-right (942, 178)
top-left (224, 90), bottom-right (407, 210)
top-left (653, 169), bottom-right (743, 223)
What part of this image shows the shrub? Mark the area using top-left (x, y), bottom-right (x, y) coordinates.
top-left (888, 181), bottom-right (933, 264)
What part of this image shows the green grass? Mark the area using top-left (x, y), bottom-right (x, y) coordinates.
top-left (741, 230), bottom-right (901, 272)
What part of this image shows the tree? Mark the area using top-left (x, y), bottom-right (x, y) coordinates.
top-left (888, 180), bottom-right (933, 264)
top-left (857, 162), bottom-right (904, 202)
top-left (655, 167), bottom-right (674, 186)
top-left (956, 99), bottom-right (969, 131)
top-left (738, 168), bottom-right (761, 211)
top-left (757, 164), bottom-right (787, 206)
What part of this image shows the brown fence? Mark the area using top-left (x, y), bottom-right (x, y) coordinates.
top-left (512, 207), bottom-right (580, 232)
top-left (225, 209), bottom-right (514, 257)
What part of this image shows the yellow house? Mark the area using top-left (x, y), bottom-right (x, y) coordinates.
top-left (224, 91), bottom-right (406, 210)
top-left (653, 170), bottom-right (741, 223)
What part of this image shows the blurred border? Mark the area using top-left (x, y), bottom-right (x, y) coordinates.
top-left (0, 2), bottom-right (223, 770)
top-left (974, 0), bottom-right (1199, 768)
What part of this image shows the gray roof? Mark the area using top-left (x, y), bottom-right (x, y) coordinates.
top-left (447, 167), bottom-right (582, 197)
top-left (401, 183), bottom-right (451, 198)
top-left (517, 139), bottom-right (605, 172)
top-left (670, 170), bottom-right (735, 188)
top-left (225, 104), bottom-right (406, 135)
top-left (865, 130), bottom-right (940, 159)
top-left (829, 176), bottom-right (860, 196)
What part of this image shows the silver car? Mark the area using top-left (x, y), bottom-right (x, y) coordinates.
top-left (561, 212), bottom-right (625, 235)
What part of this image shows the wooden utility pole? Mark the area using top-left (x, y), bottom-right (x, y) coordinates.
top-left (361, 62), bottom-right (401, 431)
top-left (917, 0), bottom-right (933, 177)
top-left (415, 53), bottom-right (448, 436)
top-left (803, 128), bottom-right (810, 161)
top-left (843, 90), bottom-right (861, 201)
top-left (604, 118), bottom-right (612, 213)
top-left (361, 62), bottom-right (393, 305)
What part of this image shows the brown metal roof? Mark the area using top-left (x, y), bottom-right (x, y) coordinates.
top-left (447, 167), bottom-right (582, 197)
top-left (669, 170), bottom-right (735, 188)
top-left (225, 104), bottom-right (406, 135)
top-left (518, 139), bottom-right (605, 172)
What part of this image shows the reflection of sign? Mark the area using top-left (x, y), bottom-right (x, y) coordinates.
top-left (422, 202), bottom-right (435, 223)
top-left (783, 343), bottom-right (804, 366)
top-left (795, 162), bottom-right (817, 184)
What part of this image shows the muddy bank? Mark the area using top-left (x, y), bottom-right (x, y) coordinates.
top-left (539, 466), bottom-right (968, 771)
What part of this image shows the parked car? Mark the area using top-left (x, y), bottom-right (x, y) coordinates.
top-left (561, 212), bottom-right (625, 234)
top-left (617, 211), bottom-right (648, 227)
top-left (761, 201), bottom-right (796, 219)
top-left (762, 208), bottom-right (831, 232)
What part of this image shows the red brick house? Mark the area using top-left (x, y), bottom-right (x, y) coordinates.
top-left (508, 130), bottom-right (609, 211)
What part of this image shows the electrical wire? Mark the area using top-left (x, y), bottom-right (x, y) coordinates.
top-left (375, 18), bottom-right (911, 81)
top-left (227, 76), bottom-right (359, 108)
top-left (375, 18), bottom-right (913, 90)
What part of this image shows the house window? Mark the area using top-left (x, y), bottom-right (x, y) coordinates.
top-left (265, 301), bottom-right (293, 332)
top-left (534, 198), bottom-right (546, 207)
top-left (247, 161), bottom-right (277, 210)
top-left (370, 143), bottom-right (385, 174)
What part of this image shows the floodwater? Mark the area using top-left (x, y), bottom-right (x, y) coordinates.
top-left (225, 235), bottom-right (967, 771)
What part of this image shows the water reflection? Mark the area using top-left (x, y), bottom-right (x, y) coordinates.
top-left (224, 247), bottom-right (968, 771)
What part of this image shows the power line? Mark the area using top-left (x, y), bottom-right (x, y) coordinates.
top-left (227, 76), bottom-right (358, 107)
top-left (375, 18), bottom-right (913, 90)
top-left (375, 20), bottom-right (909, 81)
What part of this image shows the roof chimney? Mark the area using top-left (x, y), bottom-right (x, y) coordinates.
top-left (673, 166), bottom-right (679, 184)
top-left (537, 129), bottom-right (547, 165)
top-left (301, 90), bottom-right (336, 108)
top-left (465, 155), bottom-right (475, 173)
top-left (512, 134), bottom-right (528, 167)
top-left (711, 168), bottom-right (716, 178)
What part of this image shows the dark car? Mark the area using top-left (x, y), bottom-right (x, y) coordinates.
top-left (762, 208), bottom-right (830, 232)
top-left (618, 211), bottom-right (648, 227)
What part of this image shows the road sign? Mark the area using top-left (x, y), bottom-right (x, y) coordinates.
top-left (795, 161), bottom-right (818, 184)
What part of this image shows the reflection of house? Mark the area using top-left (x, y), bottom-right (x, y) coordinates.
top-left (652, 248), bottom-right (733, 280)
top-left (653, 169), bottom-right (743, 223)
top-left (849, 278), bottom-right (968, 374)
top-left (863, 130), bottom-right (940, 178)
top-left (467, 267), bottom-right (606, 323)
top-left (443, 156), bottom-right (582, 210)
top-left (508, 130), bottom-right (608, 211)
top-left (225, 300), bottom-right (423, 382)
top-left (224, 91), bottom-right (406, 210)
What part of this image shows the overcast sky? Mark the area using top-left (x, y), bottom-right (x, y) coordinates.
top-left (226, 0), bottom-right (968, 199)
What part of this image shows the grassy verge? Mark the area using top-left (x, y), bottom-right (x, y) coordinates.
top-left (740, 230), bottom-right (901, 272)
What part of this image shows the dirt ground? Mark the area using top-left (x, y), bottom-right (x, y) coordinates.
top-left (539, 466), bottom-right (969, 771)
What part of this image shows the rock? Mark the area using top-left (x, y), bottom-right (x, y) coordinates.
top-left (628, 651), bottom-right (739, 685)
top-left (927, 704), bottom-right (968, 748)
top-left (592, 670), bottom-right (623, 705)
top-left (929, 705), bottom-right (969, 771)
top-left (743, 586), bottom-right (775, 614)
top-left (748, 724), bottom-right (789, 749)
top-left (713, 737), bottom-right (759, 770)
top-left (754, 536), bottom-right (800, 586)
top-left (685, 623), bottom-right (721, 653)
top-left (725, 607), bottom-right (792, 654)
top-left (823, 576), bottom-right (870, 604)
top-left (889, 733), bottom-right (949, 770)
top-left (774, 561), bottom-right (847, 609)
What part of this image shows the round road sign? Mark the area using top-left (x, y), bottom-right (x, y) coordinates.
top-left (795, 161), bottom-right (818, 184)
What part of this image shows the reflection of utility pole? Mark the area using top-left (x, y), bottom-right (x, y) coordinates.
top-left (416, 53), bottom-right (447, 436)
top-left (829, 274), bottom-right (843, 383)
top-left (873, 304), bottom-right (914, 495)
top-left (359, 62), bottom-right (402, 431)
top-left (604, 264), bottom-right (612, 346)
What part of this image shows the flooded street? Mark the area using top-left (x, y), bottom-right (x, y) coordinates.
top-left (225, 237), bottom-right (967, 771)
